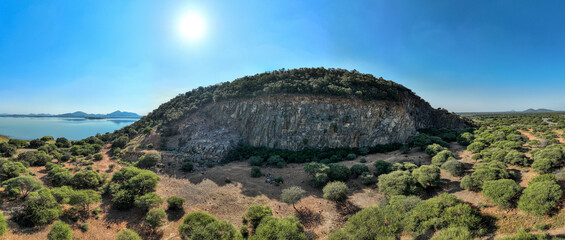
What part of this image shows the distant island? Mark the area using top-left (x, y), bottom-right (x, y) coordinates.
top-left (0, 110), bottom-right (142, 119)
top-left (458, 108), bottom-right (562, 115)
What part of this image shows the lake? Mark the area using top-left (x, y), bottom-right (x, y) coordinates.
top-left (0, 117), bottom-right (138, 140)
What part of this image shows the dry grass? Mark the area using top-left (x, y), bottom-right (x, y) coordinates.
top-left (0, 134), bottom-right (9, 143)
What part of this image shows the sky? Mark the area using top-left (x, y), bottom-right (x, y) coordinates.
top-left (1, 0), bottom-right (565, 114)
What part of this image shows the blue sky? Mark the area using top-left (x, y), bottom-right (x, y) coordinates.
top-left (1, 0), bottom-right (565, 114)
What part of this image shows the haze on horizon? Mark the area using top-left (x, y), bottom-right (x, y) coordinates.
top-left (1, 0), bottom-right (565, 115)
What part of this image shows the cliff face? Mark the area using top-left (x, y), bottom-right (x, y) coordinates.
top-left (154, 93), bottom-right (467, 164)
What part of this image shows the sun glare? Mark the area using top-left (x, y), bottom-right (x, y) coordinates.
top-left (177, 12), bottom-right (206, 42)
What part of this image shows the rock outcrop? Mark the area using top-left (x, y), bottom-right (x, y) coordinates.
top-left (150, 93), bottom-right (466, 165)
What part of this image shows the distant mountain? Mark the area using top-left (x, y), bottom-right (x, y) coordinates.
top-left (0, 111), bottom-right (142, 118)
top-left (522, 108), bottom-right (555, 113)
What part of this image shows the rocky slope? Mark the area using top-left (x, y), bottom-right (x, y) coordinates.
top-left (131, 68), bottom-right (467, 164)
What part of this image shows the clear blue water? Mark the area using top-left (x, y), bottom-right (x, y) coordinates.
top-left (0, 117), bottom-right (137, 140)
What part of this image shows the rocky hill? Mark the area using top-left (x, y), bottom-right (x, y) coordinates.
top-left (126, 68), bottom-right (468, 164)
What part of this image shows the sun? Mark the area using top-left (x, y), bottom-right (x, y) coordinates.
top-left (177, 12), bottom-right (206, 42)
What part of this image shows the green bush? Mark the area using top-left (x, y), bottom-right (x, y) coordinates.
top-left (191, 220), bottom-right (242, 240)
top-left (328, 205), bottom-right (397, 239)
top-left (323, 181), bottom-right (349, 203)
top-left (0, 161), bottom-right (28, 179)
top-left (349, 164), bottom-right (369, 178)
top-left (24, 188), bottom-right (62, 225)
top-left (374, 160), bottom-right (392, 176)
top-left (247, 156), bottom-right (264, 166)
top-left (467, 142), bottom-right (486, 153)
top-left (482, 179), bottom-right (521, 208)
top-left (250, 215), bottom-right (306, 240)
top-left (0, 143), bottom-right (17, 157)
top-left (242, 205), bottom-right (272, 230)
top-left (180, 160), bottom-right (193, 172)
top-left (377, 171), bottom-right (418, 196)
top-left (48, 221), bottom-right (73, 240)
top-left (431, 227), bottom-right (473, 240)
top-left (178, 211), bottom-right (231, 240)
top-left (0, 212), bottom-right (6, 236)
top-left (2, 176), bottom-right (43, 199)
top-left (146, 208), bottom-right (166, 227)
top-left (72, 170), bottom-right (102, 189)
top-left (115, 229), bottom-right (141, 240)
top-left (136, 152), bottom-right (161, 168)
top-left (111, 136), bottom-right (129, 149)
top-left (530, 174), bottom-right (557, 185)
top-left (167, 196), bottom-right (186, 211)
top-left (460, 161), bottom-right (511, 190)
top-left (280, 186), bottom-right (306, 211)
top-left (518, 181), bottom-right (562, 215)
top-left (267, 155), bottom-right (285, 168)
top-left (327, 163), bottom-right (350, 181)
top-left (531, 158), bottom-right (556, 174)
top-left (457, 132), bottom-right (474, 146)
top-left (425, 144), bottom-right (447, 156)
top-left (134, 192), bottom-right (163, 211)
top-left (359, 172), bottom-right (377, 185)
top-left (312, 172), bottom-right (329, 187)
top-left (412, 165), bottom-right (440, 188)
top-left (497, 228), bottom-right (549, 240)
top-left (441, 159), bottom-right (465, 177)
top-left (432, 150), bottom-right (455, 167)
top-left (93, 153), bottom-right (104, 161)
top-left (345, 153), bottom-right (357, 160)
top-left (250, 166), bottom-right (262, 178)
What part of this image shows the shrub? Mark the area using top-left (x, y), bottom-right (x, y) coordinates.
top-left (349, 164), bottom-right (369, 178)
top-left (79, 222), bottom-right (89, 232)
top-left (412, 165), bottom-right (440, 188)
top-left (267, 155), bottom-right (285, 168)
top-left (242, 205), bottom-right (272, 229)
top-left (530, 174), bottom-right (557, 185)
top-left (111, 190), bottom-right (135, 210)
top-left (457, 132), bottom-right (474, 146)
top-left (467, 142), bottom-right (486, 153)
top-left (497, 228), bottom-right (549, 240)
top-left (0, 143), bottom-right (17, 157)
top-left (180, 160), bottom-right (193, 172)
top-left (146, 209), bottom-right (166, 227)
top-left (0, 212), bottom-right (6, 236)
top-left (328, 205), bottom-right (397, 240)
top-left (250, 166), bottom-right (262, 178)
top-left (378, 171), bottom-right (418, 197)
top-left (346, 153), bottom-right (357, 160)
top-left (0, 161), bottom-right (28, 179)
top-left (93, 153), bottom-right (104, 161)
top-left (2, 176), bottom-right (43, 199)
top-left (280, 186), bottom-right (306, 211)
top-left (425, 144), bottom-right (447, 156)
top-left (69, 189), bottom-right (102, 211)
top-left (374, 160), bottom-right (392, 176)
top-left (482, 179), bottom-right (521, 208)
top-left (250, 215), bottom-right (306, 240)
top-left (24, 188), bottom-right (62, 225)
top-left (360, 172), bottom-right (377, 185)
top-left (461, 161), bottom-right (511, 190)
top-left (327, 163), bottom-right (350, 181)
top-left (432, 150), bottom-right (455, 167)
top-left (518, 181), bottom-right (562, 215)
top-left (431, 227), bottom-right (473, 240)
top-left (134, 192), bottom-right (163, 211)
top-left (111, 136), bottom-right (129, 149)
top-left (48, 221), bottom-right (73, 240)
top-left (167, 196), bottom-right (186, 211)
top-left (323, 181), bottom-right (349, 203)
top-left (247, 156), bottom-right (263, 166)
top-left (311, 172), bottom-right (329, 187)
top-left (72, 170), bottom-right (102, 189)
top-left (531, 158), bottom-right (556, 174)
top-left (178, 211), bottom-right (219, 240)
top-left (115, 229), bottom-right (141, 240)
top-left (136, 152), bottom-right (161, 168)
top-left (441, 159), bottom-right (465, 177)
top-left (29, 139), bottom-right (46, 149)
top-left (191, 220), bottom-right (242, 240)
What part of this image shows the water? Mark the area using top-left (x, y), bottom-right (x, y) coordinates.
top-left (0, 117), bottom-right (138, 140)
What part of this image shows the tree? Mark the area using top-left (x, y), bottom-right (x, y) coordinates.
top-left (518, 181), bottom-right (562, 215)
top-left (0, 161), bottom-right (28, 179)
top-left (303, 162), bottom-right (327, 177)
top-left (3, 176), bottom-right (43, 199)
top-left (441, 159), bottom-right (465, 177)
top-left (55, 137), bottom-right (71, 148)
top-left (167, 196), bottom-right (186, 211)
top-left (327, 163), bottom-right (350, 181)
top-left (242, 205), bottom-right (272, 230)
top-left (412, 165), bottom-right (441, 188)
top-left (24, 188), bottom-right (62, 225)
top-left (349, 164), bottom-right (369, 178)
top-left (250, 216), bottom-right (306, 240)
top-left (425, 144), bottom-right (447, 156)
top-left (146, 209), bottom-right (166, 227)
top-left (280, 186), bottom-right (306, 212)
top-left (432, 150), bottom-right (455, 167)
top-left (0, 143), bottom-right (17, 157)
top-left (377, 171), bottom-right (418, 197)
top-left (0, 212), bottom-right (6, 236)
top-left (127, 172), bottom-right (160, 195)
top-left (72, 170), bottom-right (102, 189)
top-left (111, 189), bottom-right (135, 210)
top-left (112, 136), bottom-right (129, 149)
top-left (178, 211), bottom-right (219, 240)
top-left (431, 227), bottom-right (473, 240)
top-left (48, 221), bottom-right (73, 240)
top-left (136, 152), bottom-right (161, 168)
top-left (482, 179), bottom-right (521, 208)
top-left (328, 205), bottom-right (397, 240)
top-left (323, 181), bottom-right (349, 203)
top-left (134, 192), bottom-right (163, 211)
top-left (374, 160), bottom-right (392, 176)
top-left (504, 150), bottom-right (529, 166)
top-left (115, 229), bottom-right (141, 240)
top-left (191, 220), bottom-right (243, 240)
top-left (69, 189), bottom-right (102, 211)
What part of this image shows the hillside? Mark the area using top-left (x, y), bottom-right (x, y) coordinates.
top-left (122, 68), bottom-right (468, 166)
